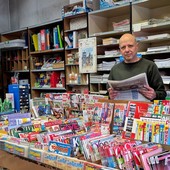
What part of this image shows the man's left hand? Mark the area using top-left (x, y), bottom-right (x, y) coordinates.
top-left (138, 85), bottom-right (156, 100)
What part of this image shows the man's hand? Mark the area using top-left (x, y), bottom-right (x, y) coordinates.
top-left (108, 88), bottom-right (118, 100)
top-left (138, 85), bottom-right (156, 100)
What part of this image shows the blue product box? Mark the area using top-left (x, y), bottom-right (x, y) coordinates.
top-left (100, 0), bottom-right (114, 10)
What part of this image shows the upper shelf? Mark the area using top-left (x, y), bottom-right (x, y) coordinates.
top-left (137, 21), bottom-right (170, 33)
top-left (31, 68), bottom-right (64, 72)
top-left (64, 26), bottom-right (87, 33)
top-left (132, 0), bottom-right (170, 9)
top-left (89, 30), bottom-right (130, 38)
top-left (141, 50), bottom-right (170, 56)
top-left (138, 36), bottom-right (170, 43)
top-left (89, 3), bottom-right (130, 17)
top-left (30, 48), bottom-right (64, 55)
top-left (64, 12), bottom-right (87, 19)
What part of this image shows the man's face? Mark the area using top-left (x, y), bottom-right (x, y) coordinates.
top-left (119, 36), bottom-right (138, 63)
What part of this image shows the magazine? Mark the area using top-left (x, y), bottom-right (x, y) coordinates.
top-left (107, 73), bottom-right (149, 101)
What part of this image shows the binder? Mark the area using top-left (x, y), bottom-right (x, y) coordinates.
top-left (53, 27), bottom-right (59, 48)
top-left (37, 32), bottom-right (41, 51)
top-left (57, 25), bottom-right (63, 48)
top-left (40, 29), bottom-right (46, 51)
top-left (31, 34), bottom-right (38, 51)
top-left (46, 28), bottom-right (50, 50)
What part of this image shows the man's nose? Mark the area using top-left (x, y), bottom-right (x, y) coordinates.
top-left (125, 46), bottom-right (130, 51)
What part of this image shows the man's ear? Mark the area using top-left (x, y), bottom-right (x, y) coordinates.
top-left (136, 42), bottom-right (139, 48)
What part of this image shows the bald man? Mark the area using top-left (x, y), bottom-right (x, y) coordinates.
top-left (108, 33), bottom-right (166, 101)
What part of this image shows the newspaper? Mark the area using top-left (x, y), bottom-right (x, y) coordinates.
top-left (107, 73), bottom-right (149, 101)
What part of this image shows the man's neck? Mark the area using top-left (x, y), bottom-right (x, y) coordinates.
top-left (124, 57), bottom-right (141, 63)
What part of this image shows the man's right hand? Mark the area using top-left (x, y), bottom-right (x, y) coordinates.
top-left (108, 88), bottom-right (118, 100)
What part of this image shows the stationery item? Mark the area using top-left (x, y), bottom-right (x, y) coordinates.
top-left (45, 28), bottom-right (50, 50)
top-left (57, 25), bottom-right (63, 48)
top-left (53, 27), bottom-right (59, 48)
top-left (40, 29), bottom-right (46, 51)
top-left (32, 34), bottom-right (38, 51)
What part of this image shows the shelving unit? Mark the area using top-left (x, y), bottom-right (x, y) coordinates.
top-left (88, 0), bottom-right (170, 96)
top-left (64, 5), bottom-right (89, 93)
top-left (88, 3), bottom-right (131, 38)
top-left (28, 19), bottom-right (66, 98)
top-left (0, 28), bottom-right (30, 100)
top-left (132, 0), bottom-right (170, 95)
top-left (88, 2), bottom-right (131, 94)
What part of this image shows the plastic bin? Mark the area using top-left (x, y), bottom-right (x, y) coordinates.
top-left (4, 39), bottom-right (25, 48)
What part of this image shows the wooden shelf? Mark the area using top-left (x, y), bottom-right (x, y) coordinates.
top-left (133, 0), bottom-right (170, 9)
top-left (28, 19), bottom-right (65, 98)
top-left (32, 87), bottom-right (66, 90)
top-left (65, 63), bottom-right (79, 66)
top-left (139, 37), bottom-right (170, 43)
top-left (141, 50), bottom-right (170, 55)
top-left (31, 68), bottom-right (64, 72)
top-left (64, 26), bottom-right (88, 33)
top-left (0, 28), bottom-right (30, 100)
top-left (66, 83), bottom-right (88, 86)
top-left (65, 47), bottom-right (78, 51)
top-left (89, 30), bottom-right (130, 38)
top-left (89, 3), bottom-right (130, 17)
top-left (97, 55), bottom-right (120, 59)
top-left (30, 48), bottom-right (64, 55)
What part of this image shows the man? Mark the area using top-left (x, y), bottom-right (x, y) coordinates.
top-left (108, 33), bottom-right (166, 101)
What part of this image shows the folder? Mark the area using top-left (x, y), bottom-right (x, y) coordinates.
top-left (31, 34), bottom-right (38, 51)
top-left (57, 25), bottom-right (63, 48)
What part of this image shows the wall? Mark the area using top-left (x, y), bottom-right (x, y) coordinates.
top-left (9, 0), bottom-right (69, 30)
top-left (0, 0), bottom-right (10, 33)
top-left (0, 0), bottom-right (98, 34)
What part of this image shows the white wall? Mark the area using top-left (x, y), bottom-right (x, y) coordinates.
top-left (0, 0), bottom-right (100, 33)
top-left (0, 0), bottom-right (10, 33)
top-left (9, 0), bottom-right (69, 30)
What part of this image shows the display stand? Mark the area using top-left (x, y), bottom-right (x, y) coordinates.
top-left (0, 150), bottom-right (59, 170)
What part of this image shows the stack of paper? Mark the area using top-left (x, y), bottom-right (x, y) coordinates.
top-left (147, 33), bottom-right (170, 40)
top-left (147, 46), bottom-right (169, 53)
top-left (133, 20), bottom-right (149, 32)
top-left (102, 74), bottom-right (109, 83)
top-left (166, 91), bottom-right (170, 98)
top-left (104, 50), bottom-right (120, 56)
top-left (90, 74), bottom-right (102, 83)
top-left (113, 19), bottom-right (130, 31)
top-left (102, 38), bottom-right (118, 45)
top-left (97, 63), bottom-right (103, 70)
top-left (161, 76), bottom-right (170, 84)
top-left (98, 61), bottom-right (115, 71)
top-left (154, 58), bottom-right (170, 68)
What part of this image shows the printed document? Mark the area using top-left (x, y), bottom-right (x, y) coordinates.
top-left (107, 73), bottom-right (149, 101)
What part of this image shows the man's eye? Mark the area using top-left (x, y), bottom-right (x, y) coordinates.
top-left (120, 46), bottom-right (126, 50)
top-left (128, 45), bottom-right (134, 48)
top-left (120, 45), bottom-right (134, 50)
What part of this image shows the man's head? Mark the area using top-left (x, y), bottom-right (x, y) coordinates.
top-left (119, 33), bottom-right (139, 63)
